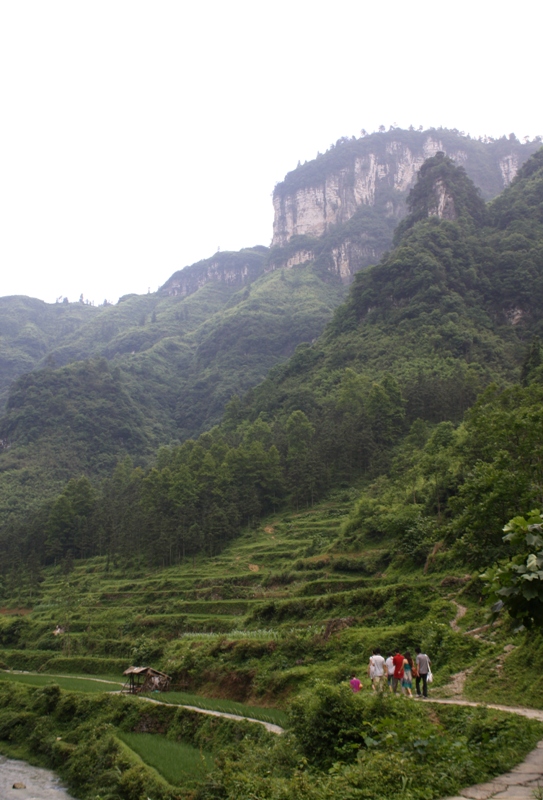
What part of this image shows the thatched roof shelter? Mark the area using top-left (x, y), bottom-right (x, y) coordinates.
top-left (122, 666), bottom-right (171, 694)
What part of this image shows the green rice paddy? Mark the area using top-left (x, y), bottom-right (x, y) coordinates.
top-left (0, 670), bottom-right (123, 692)
top-left (118, 732), bottom-right (214, 785)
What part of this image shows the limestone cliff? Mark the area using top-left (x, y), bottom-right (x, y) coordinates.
top-left (161, 131), bottom-right (540, 298)
top-left (269, 129), bottom-right (541, 284)
top-left (160, 248), bottom-right (268, 298)
top-left (272, 131), bottom-right (538, 247)
top-left (428, 179), bottom-right (458, 220)
top-left (272, 136), bottom-right (451, 246)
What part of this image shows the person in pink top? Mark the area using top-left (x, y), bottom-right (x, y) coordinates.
top-left (349, 674), bottom-right (362, 692)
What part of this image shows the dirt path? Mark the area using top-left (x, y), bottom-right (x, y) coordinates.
top-left (145, 694), bottom-right (543, 794)
top-left (1, 670), bottom-right (284, 734)
top-left (6, 670), bottom-right (122, 686)
top-left (450, 600), bottom-right (468, 632)
top-left (139, 695), bottom-right (284, 734)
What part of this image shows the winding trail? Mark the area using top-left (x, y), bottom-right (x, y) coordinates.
top-left (449, 600), bottom-right (468, 632)
top-left (436, 599), bottom-right (543, 799)
top-left (437, 723), bottom-right (543, 800)
top-left (138, 694), bottom-right (284, 734)
top-left (1, 670), bottom-right (284, 734)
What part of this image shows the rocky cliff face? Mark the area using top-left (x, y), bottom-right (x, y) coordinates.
top-left (160, 248), bottom-right (268, 298)
top-left (161, 131), bottom-right (540, 298)
top-left (276, 240), bottom-right (380, 282)
top-left (272, 136), bottom-right (452, 246)
top-left (428, 179), bottom-right (458, 220)
top-left (268, 130), bottom-right (541, 284)
top-left (271, 133), bottom-right (534, 247)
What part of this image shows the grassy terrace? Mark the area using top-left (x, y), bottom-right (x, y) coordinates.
top-left (0, 490), bottom-right (518, 711)
top-left (2, 492), bottom-right (543, 800)
top-left (0, 495), bottom-right (485, 706)
top-left (0, 670), bottom-right (287, 726)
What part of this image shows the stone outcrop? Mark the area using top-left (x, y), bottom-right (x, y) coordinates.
top-left (428, 179), bottom-right (458, 220)
top-left (163, 260), bottom-right (250, 297)
top-left (499, 153), bottom-right (519, 186)
top-left (271, 135), bottom-right (515, 247)
top-left (268, 130), bottom-right (541, 285)
top-left (329, 240), bottom-right (380, 282)
top-left (160, 249), bottom-right (268, 298)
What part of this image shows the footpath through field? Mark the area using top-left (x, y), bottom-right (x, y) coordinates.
top-left (5, 671), bottom-right (543, 794)
top-left (1, 670), bottom-right (285, 734)
top-left (139, 694), bottom-right (284, 734)
top-left (142, 691), bottom-right (543, 797)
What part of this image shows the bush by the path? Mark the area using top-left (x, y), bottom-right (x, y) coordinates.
top-left (202, 682), bottom-right (543, 800)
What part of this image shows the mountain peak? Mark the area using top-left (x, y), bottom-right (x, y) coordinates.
top-left (394, 152), bottom-right (488, 243)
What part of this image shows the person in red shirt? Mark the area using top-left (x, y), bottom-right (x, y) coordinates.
top-left (392, 648), bottom-right (405, 693)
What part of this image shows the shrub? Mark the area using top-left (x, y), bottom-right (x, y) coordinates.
top-left (289, 681), bottom-right (367, 767)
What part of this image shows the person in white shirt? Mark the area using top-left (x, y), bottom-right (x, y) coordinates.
top-left (368, 648), bottom-right (386, 691)
top-left (385, 652), bottom-right (395, 692)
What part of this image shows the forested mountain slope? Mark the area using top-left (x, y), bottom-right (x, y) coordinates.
top-left (0, 296), bottom-right (100, 406)
top-left (0, 257), bottom-right (344, 523)
top-left (2, 149), bottom-right (543, 574)
top-left (0, 134), bottom-right (540, 547)
top-left (2, 130), bottom-right (538, 414)
top-left (249, 151), bottom-right (543, 427)
top-left (0, 249), bottom-right (268, 409)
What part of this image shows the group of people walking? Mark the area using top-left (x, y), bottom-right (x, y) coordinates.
top-left (350, 647), bottom-right (432, 698)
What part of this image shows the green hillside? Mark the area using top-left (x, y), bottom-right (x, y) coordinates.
top-left (3, 150), bottom-right (543, 567)
top-left (0, 131), bottom-right (539, 532)
top-left (247, 151), bottom-right (543, 452)
top-left (0, 256), bottom-right (344, 521)
top-left (2, 147), bottom-right (543, 800)
top-left (0, 295), bottom-right (100, 406)
top-left (2, 491), bottom-right (543, 799)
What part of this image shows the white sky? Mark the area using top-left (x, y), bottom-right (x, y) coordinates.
top-left (0, 0), bottom-right (541, 305)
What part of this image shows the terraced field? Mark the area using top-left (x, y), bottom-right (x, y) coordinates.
top-left (3, 491), bottom-right (543, 800)
top-left (0, 490), bottom-right (499, 708)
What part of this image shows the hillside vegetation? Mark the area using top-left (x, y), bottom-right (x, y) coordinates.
top-left (0, 131), bottom-right (539, 528)
top-left (2, 142), bottom-right (543, 800)
top-left (3, 490), bottom-right (543, 799)
top-left (0, 257), bottom-right (345, 522)
top-left (3, 150), bottom-right (543, 571)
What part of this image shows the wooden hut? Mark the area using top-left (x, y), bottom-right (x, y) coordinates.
top-left (122, 666), bottom-right (171, 694)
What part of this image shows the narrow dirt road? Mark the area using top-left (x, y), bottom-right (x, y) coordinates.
top-left (449, 600), bottom-right (468, 632)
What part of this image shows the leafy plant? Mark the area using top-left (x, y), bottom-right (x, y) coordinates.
top-left (483, 510), bottom-right (543, 627)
